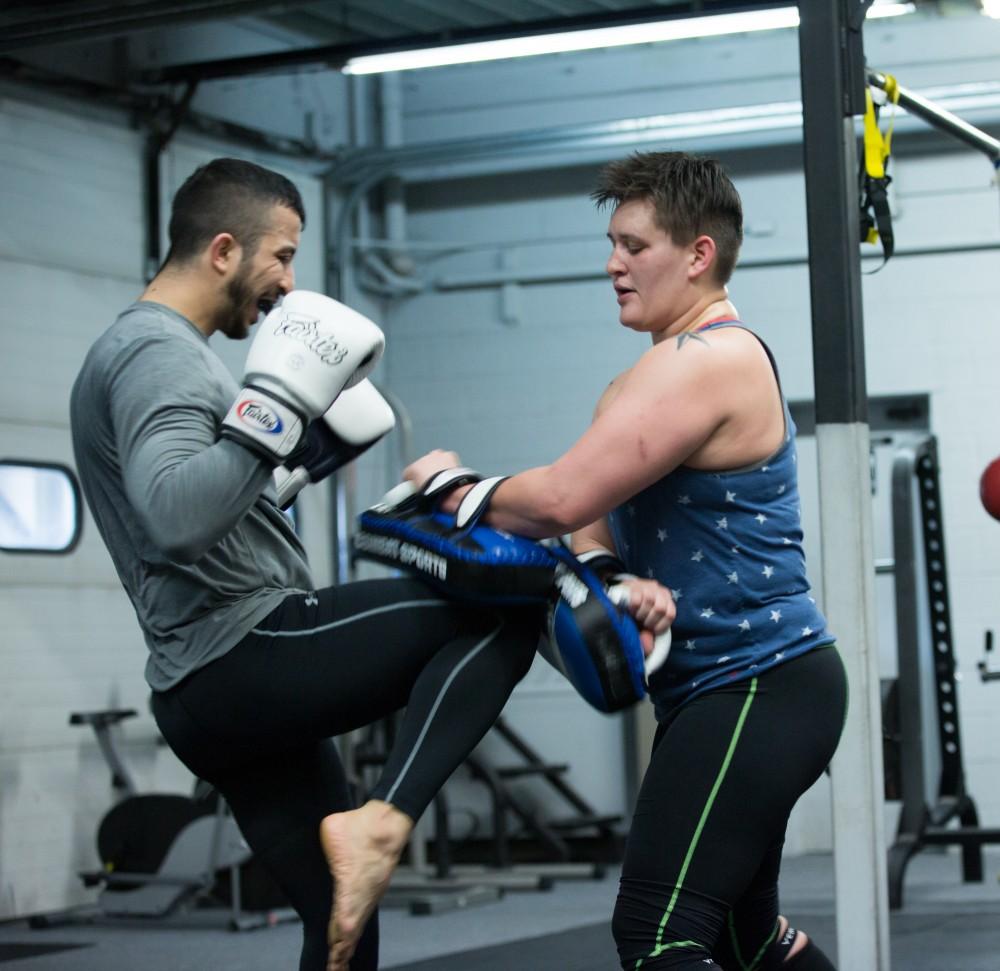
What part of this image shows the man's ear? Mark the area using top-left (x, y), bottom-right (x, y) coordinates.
top-left (689, 234), bottom-right (717, 281)
top-left (208, 232), bottom-right (240, 275)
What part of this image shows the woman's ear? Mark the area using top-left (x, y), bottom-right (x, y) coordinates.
top-left (689, 234), bottom-right (717, 281)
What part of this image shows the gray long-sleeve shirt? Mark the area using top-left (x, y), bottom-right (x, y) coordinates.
top-left (70, 301), bottom-right (313, 690)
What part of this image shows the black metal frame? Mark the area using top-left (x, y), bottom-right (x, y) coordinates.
top-left (464, 715), bottom-right (620, 871)
top-left (885, 434), bottom-right (1000, 909)
top-left (798, 0), bottom-right (870, 427)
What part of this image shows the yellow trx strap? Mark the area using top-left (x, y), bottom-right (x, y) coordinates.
top-left (860, 73), bottom-right (899, 267)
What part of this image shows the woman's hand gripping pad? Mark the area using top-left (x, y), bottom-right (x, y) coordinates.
top-left (352, 469), bottom-right (559, 604)
top-left (542, 545), bottom-right (671, 714)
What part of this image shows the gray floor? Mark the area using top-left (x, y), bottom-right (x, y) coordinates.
top-left (2, 848), bottom-right (1000, 969)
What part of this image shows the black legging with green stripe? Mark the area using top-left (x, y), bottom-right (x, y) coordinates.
top-left (612, 646), bottom-right (847, 970)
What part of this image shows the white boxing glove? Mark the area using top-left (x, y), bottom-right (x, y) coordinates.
top-left (274, 379), bottom-right (396, 509)
top-left (221, 291), bottom-right (385, 463)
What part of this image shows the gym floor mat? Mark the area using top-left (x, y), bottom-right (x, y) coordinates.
top-left (387, 911), bottom-right (1000, 971)
top-left (388, 921), bottom-right (617, 971)
top-left (0, 943), bottom-right (91, 963)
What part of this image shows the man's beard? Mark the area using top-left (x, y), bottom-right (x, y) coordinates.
top-left (216, 262), bottom-right (258, 340)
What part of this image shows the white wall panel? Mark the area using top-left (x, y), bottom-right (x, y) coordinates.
top-left (129, 21), bottom-right (353, 153)
top-left (0, 263), bottom-right (141, 429)
top-left (0, 98), bottom-right (144, 280)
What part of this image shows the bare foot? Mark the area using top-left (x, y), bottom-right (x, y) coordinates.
top-left (320, 800), bottom-right (413, 971)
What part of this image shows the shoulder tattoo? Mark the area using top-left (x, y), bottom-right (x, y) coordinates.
top-left (676, 331), bottom-right (710, 351)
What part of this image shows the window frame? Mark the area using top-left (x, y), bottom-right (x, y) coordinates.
top-left (0, 458), bottom-right (84, 556)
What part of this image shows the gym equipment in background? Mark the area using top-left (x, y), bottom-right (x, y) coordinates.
top-left (460, 714), bottom-right (618, 879)
top-left (880, 434), bottom-right (1000, 909)
top-left (977, 630), bottom-right (1000, 683)
top-left (31, 708), bottom-right (294, 931)
top-left (352, 711), bottom-right (613, 915)
top-left (979, 456), bottom-right (1000, 522)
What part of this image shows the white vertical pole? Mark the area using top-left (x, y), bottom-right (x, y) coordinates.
top-left (798, 2), bottom-right (891, 965)
top-left (816, 423), bottom-right (891, 969)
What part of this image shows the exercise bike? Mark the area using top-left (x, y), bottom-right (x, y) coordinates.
top-left (31, 707), bottom-right (293, 931)
top-left (977, 630), bottom-right (1000, 683)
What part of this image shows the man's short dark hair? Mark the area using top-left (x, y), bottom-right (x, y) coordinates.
top-left (592, 151), bottom-right (743, 284)
top-left (165, 158), bottom-right (306, 266)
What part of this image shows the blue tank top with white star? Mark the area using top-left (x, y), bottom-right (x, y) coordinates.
top-left (608, 321), bottom-right (834, 718)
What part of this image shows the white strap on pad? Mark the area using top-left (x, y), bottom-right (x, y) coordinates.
top-left (422, 466), bottom-right (482, 500)
top-left (606, 584), bottom-right (672, 679)
top-left (374, 466), bottom-right (482, 513)
top-left (454, 475), bottom-right (509, 530)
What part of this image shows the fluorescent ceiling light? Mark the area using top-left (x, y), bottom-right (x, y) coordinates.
top-left (343, 3), bottom-right (916, 75)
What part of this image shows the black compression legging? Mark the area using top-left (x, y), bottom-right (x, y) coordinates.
top-left (151, 578), bottom-right (541, 971)
top-left (612, 646), bottom-right (847, 970)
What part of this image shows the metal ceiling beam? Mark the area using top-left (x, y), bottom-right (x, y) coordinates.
top-left (256, 10), bottom-right (356, 44)
top-left (0, 0), bottom-right (320, 55)
top-left (0, 56), bottom-right (329, 160)
top-left (527, 0), bottom-right (593, 15)
top-left (459, 0), bottom-right (536, 20)
top-left (336, 0), bottom-right (450, 34)
top-left (353, 0), bottom-right (464, 33)
top-left (403, 0), bottom-right (501, 27)
top-left (139, 0), bottom-right (783, 84)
